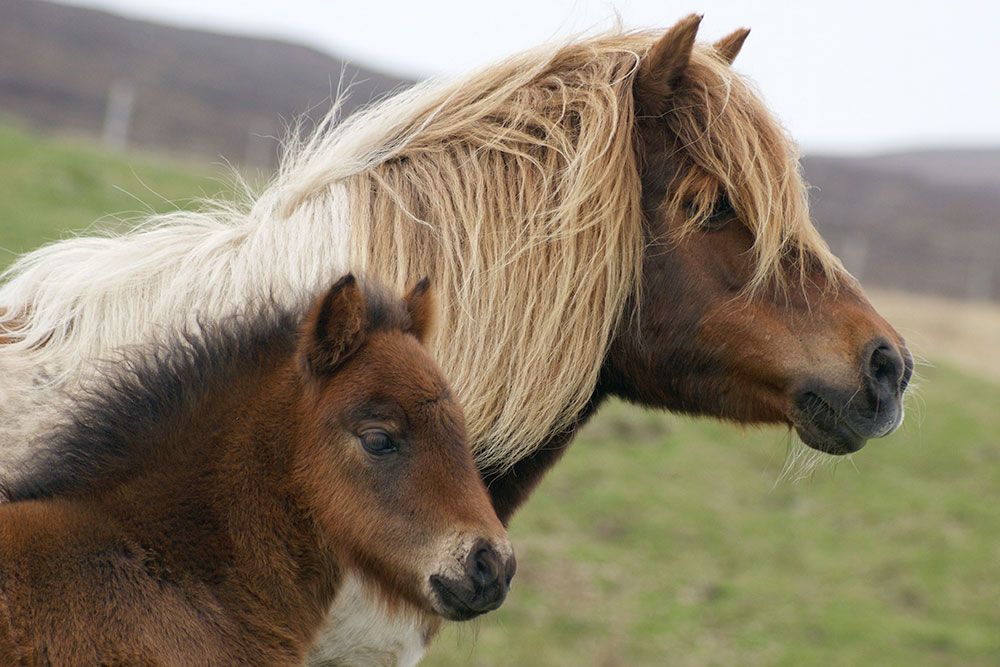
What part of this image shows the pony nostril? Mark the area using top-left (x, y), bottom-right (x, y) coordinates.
top-left (472, 547), bottom-right (497, 586)
top-left (867, 342), bottom-right (904, 394)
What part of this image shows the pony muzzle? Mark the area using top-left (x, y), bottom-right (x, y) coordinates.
top-left (791, 337), bottom-right (912, 455)
top-left (428, 538), bottom-right (515, 621)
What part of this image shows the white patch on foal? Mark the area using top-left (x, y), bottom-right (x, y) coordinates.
top-left (306, 574), bottom-right (434, 667)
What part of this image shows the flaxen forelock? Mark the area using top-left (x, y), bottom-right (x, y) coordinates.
top-left (341, 35), bottom-right (646, 472)
top-left (663, 44), bottom-right (844, 294)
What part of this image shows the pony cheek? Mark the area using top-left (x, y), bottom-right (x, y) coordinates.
top-left (650, 302), bottom-right (788, 418)
top-left (294, 444), bottom-right (373, 545)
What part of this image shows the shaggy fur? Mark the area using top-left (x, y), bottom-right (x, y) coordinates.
top-left (0, 28), bottom-right (841, 474)
top-left (0, 278), bottom-right (512, 665)
top-left (1, 284), bottom-right (412, 503)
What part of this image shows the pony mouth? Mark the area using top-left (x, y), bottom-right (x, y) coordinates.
top-left (791, 392), bottom-right (868, 455)
top-left (429, 576), bottom-right (489, 622)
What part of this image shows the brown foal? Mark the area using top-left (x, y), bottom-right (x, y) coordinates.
top-left (0, 275), bottom-right (514, 665)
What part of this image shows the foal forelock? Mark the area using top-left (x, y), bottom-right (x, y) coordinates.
top-left (661, 45), bottom-right (844, 295)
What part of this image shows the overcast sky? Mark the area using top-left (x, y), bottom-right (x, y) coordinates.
top-left (55, 0), bottom-right (1000, 154)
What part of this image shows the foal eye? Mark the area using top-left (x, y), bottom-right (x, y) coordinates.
top-left (359, 430), bottom-right (398, 456)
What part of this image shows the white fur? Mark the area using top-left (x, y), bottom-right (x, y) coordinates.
top-left (307, 575), bottom-right (431, 667)
top-left (0, 182), bottom-right (354, 452)
top-left (0, 73), bottom-right (472, 459)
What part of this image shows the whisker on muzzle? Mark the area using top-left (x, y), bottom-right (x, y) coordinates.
top-left (773, 431), bottom-right (840, 487)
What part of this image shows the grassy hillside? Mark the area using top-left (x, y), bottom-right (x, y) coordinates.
top-left (0, 122), bottom-right (224, 266)
top-left (2, 125), bottom-right (997, 665)
top-left (425, 365), bottom-right (1000, 666)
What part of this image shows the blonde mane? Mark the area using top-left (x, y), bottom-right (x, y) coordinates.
top-left (338, 34), bottom-right (647, 472)
top-left (272, 31), bottom-right (842, 470)
top-left (663, 44), bottom-right (844, 293)
top-left (0, 29), bottom-right (842, 474)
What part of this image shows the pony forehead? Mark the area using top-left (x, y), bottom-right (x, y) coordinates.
top-left (350, 337), bottom-right (449, 395)
top-left (658, 42), bottom-right (844, 290)
top-left (512, 27), bottom-right (841, 290)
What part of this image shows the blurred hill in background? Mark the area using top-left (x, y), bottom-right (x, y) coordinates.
top-left (1, 0), bottom-right (412, 165)
top-left (2, 0), bottom-right (997, 302)
top-left (803, 153), bottom-right (1000, 302)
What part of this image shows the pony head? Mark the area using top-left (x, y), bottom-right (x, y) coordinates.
top-left (294, 275), bottom-right (515, 620)
top-left (604, 15), bottom-right (912, 454)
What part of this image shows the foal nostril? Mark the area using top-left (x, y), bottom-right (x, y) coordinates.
top-left (470, 546), bottom-right (499, 588)
top-left (866, 341), bottom-right (905, 395)
top-left (461, 541), bottom-right (510, 613)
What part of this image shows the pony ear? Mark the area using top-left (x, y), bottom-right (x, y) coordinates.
top-left (404, 277), bottom-right (435, 343)
top-left (713, 28), bottom-right (750, 65)
top-left (635, 14), bottom-right (702, 115)
top-left (301, 274), bottom-right (366, 376)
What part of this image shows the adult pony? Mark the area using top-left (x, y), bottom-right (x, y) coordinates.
top-left (0, 275), bottom-right (514, 666)
top-left (0, 14), bottom-right (911, 660)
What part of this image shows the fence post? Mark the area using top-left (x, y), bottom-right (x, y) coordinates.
top-left (102, 80), bottom-right (135, 150)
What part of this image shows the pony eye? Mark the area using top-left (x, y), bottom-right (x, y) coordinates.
top-left (687, 194), bottom-right (734, 228)
top-left (703, 195), bottom-right (734, 227)
top-left (359, 430), bottom-right (398, 456)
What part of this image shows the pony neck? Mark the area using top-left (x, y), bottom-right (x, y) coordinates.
top-left (96, 360), bottom-right (341, 647)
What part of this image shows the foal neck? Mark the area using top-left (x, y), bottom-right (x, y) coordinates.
top-left (95, 363), bottom-right (343, 656)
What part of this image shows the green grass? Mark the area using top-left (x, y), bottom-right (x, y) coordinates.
top-left (0, 121), bottom-right (225, 268)
top-left (425, 365), bottom-right (1000, 666)
top-left (3, 124), bottom-right (997, 666)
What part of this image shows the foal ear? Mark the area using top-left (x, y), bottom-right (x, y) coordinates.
top-left (403, 277), bottom-right (435, 343)
top-left (301, 274), bottom-right (366, 376)
top-left (635, 14), bottom-right (702, 115)
top-left (713, 28), bottom-right (750, 65)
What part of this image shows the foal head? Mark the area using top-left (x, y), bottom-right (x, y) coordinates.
top-left (605, 16), bottom-right (912, 455)
top-left (293, 276), bottom-right (514, 620)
